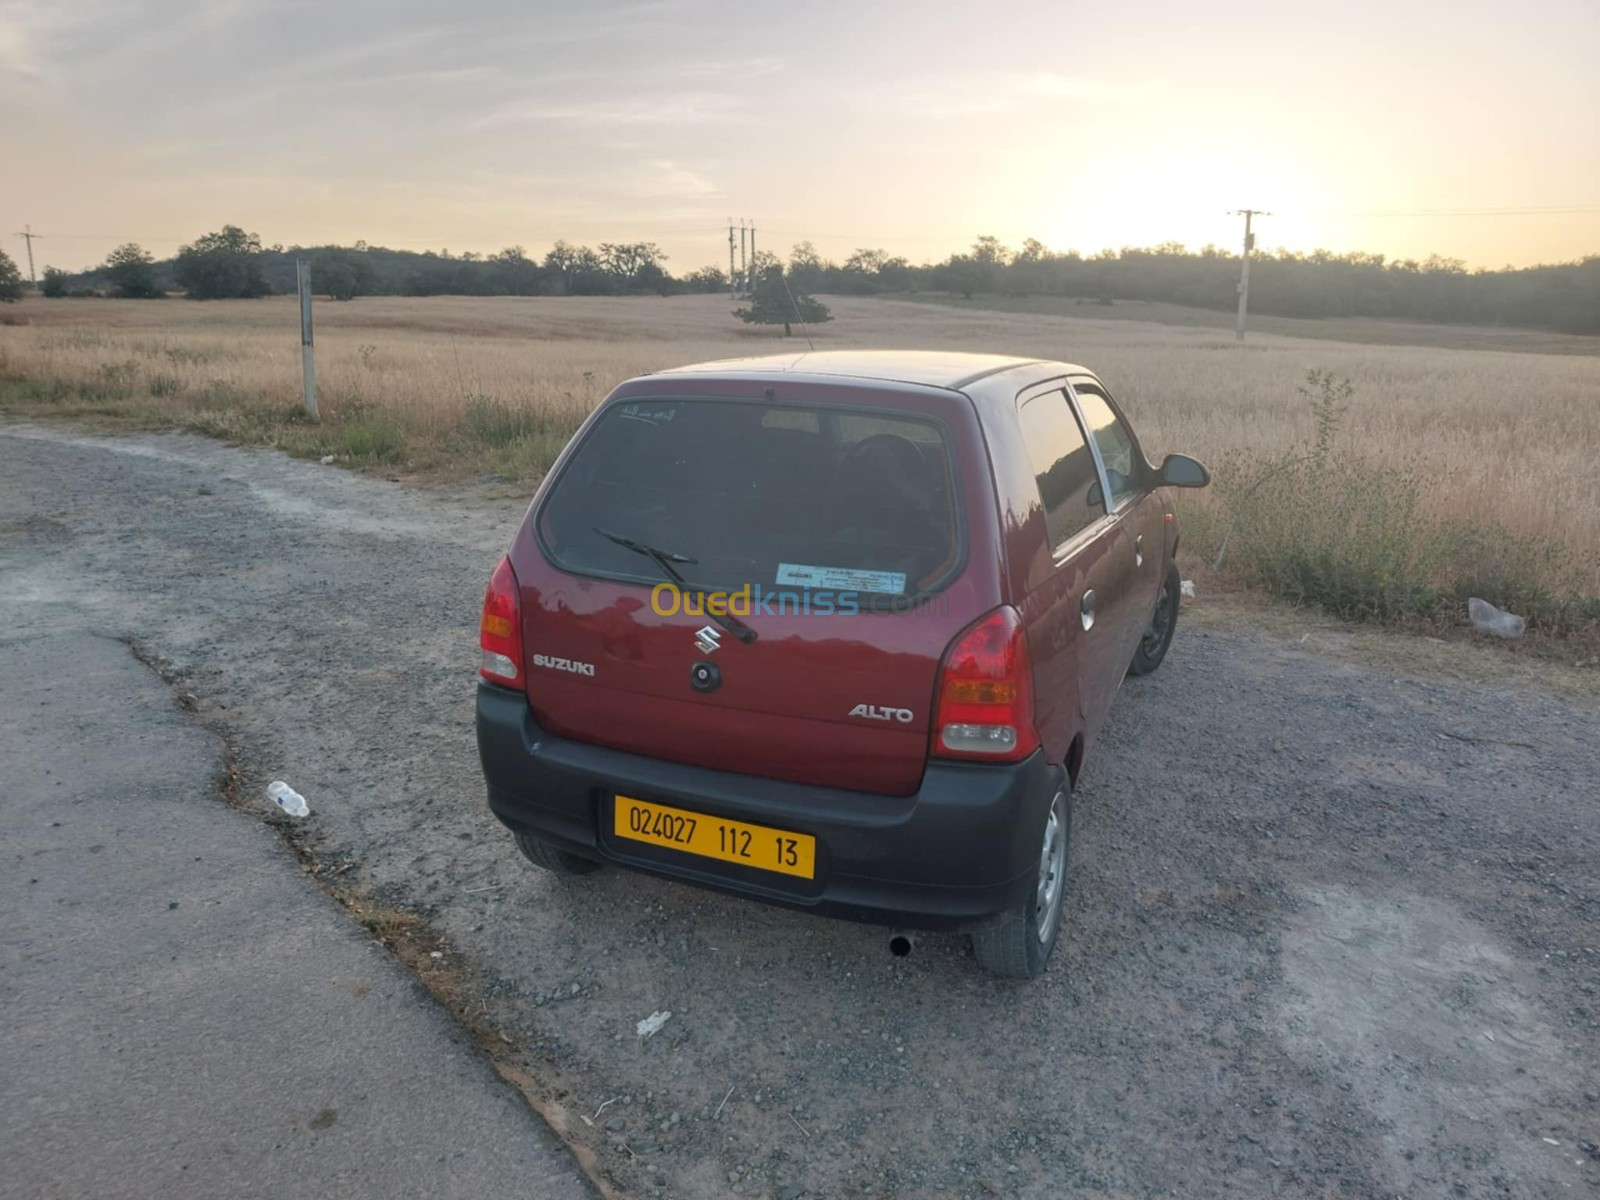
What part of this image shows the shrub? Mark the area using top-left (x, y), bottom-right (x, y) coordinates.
top-left (104, 244), bottom-right (163, 299)
top-left (1221, 451), bottom-right (1447, 621)
top-left (0, 249), bottom-right (23, 302)
top-left (174, 225), bottom-right (270, 299)
top-left (735, 266), bottom-right (832, 336)
top-left (1210, 369), bottom-right (1598, 636)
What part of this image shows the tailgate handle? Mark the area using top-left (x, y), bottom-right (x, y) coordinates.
top-left (1080, 589), bottom-right (1096, 631)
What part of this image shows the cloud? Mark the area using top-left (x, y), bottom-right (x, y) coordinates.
top-left (0, 0), bottom-right (106, 81)
top-left (645, 160), bottom-right (723, 199)
top-left (473, 91), bottom-right (749, 129)
top-left (880, 70), bottom-right (1159, 120)
top-left (460, 158), bottom-right (724, 205)
top-left (1023, 72), bottom-right (1142, 100)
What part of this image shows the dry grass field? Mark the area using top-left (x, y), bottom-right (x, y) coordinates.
top-left (3, 292), bottom-right (1597, 630)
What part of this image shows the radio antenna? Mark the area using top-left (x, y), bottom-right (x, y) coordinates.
top-left (777, 269), bottom-right (816, 352)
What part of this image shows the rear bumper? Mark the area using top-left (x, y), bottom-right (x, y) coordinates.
top-left (475, 683), bottom-right (1062, 930)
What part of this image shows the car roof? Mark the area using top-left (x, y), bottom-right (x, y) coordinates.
top-left (648, 350), bottom-right (1092, 392)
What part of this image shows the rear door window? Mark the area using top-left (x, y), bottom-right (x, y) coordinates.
top-left (1017, 390), bottom-right (1105, 549)
top-left (537, 399), bottom-right (961, 597)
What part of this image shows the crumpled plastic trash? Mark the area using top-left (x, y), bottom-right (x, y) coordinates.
top-left (635, 1010), bottom-right (672, 1038)
top-left (1467, 597), bottom-right (1525, 639)
top-left (266, 780), bottom-right (309, 817)
top-left (319, 454), bottom-right (336, 465)
top-left (1180, 580), bottom-right (1196, 599)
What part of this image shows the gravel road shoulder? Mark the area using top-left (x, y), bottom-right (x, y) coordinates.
top-left (3, 424), bottom-right (1596, 1200)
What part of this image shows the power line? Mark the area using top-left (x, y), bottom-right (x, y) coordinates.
top-left (1342, 204), bottom-right (1600, 217)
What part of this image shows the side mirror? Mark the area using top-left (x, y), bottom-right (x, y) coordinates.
top-left (1159, 453), bottom-right (1210, 489)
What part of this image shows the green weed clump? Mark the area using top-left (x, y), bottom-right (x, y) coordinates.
top-left (1208, 370), bottom-right (1598, 636)
top-left (336, 415), bottom-right (411, 464)
top-left (457, 395), bottom-right (542, 445)
top-left (452, 394), bottom-right (586, 479)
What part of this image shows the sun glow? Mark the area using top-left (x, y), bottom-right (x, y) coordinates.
top-left (1021, 147), bottom-right (1320, 256)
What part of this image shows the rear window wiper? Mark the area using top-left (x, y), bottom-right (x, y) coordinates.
top-left (594, 528), bottom-right (757, 644)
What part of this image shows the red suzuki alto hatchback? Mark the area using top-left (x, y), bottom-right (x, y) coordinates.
top-left (476, 351), bottom-right (1208, 977)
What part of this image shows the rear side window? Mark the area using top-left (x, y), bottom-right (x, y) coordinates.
top-left (537, 399), bottom-right (961, 597)
top-left (1017, 390), bottom-right (1104, 549)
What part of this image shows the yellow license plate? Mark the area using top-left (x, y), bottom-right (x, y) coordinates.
top-left (613, 796), bottom-right (816, 880)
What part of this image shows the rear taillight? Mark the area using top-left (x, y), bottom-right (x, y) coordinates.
top-left (931, 606), bottom-right (1039, 761)
top-left (479, 556), bottom-right (524, 689)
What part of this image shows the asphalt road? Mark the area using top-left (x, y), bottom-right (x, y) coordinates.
top-left (0, 603), bottom-right (595, 1188)
top-left (1, 424), bottom-right (1596, 1200)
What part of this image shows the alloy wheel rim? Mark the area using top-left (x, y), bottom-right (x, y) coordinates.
top-left (1034, 792), bottom-right (1067, 942)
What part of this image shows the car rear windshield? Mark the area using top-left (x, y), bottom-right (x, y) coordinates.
top-left (537, 398), bottom-right (963, 599)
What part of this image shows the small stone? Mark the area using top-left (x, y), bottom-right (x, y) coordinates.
top-left (570, 983), bottom-right (580, 995)
top-left (168, 901), bottom-right (179, 910)
top-left (605, 1118), bottom-right (625, 1133)
top-left (779, 1187), bottom-right (804, 1200)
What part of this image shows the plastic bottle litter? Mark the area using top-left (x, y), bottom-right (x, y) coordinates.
top-left (1180, 580), bottom-right (1196, 599)
top-left (1467, 597), bottom-right (1525, 640)
top-left (267, 780), bottom-right (310, 817)
top-left (636, 1010), bottom-right (672, 1038)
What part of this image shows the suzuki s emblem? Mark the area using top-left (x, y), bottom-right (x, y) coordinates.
top-left (694, 625), bottom-right (722, 654)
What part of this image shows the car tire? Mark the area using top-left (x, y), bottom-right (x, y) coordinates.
top-left (513, 829), bottom-right (601, 875)
top-left (971, 785), bottom-right (1071, 979)
top-left (1127, 558), bottom-right (1181, 677)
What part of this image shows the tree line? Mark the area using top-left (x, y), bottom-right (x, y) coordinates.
top-left (11, 226), bottom-right (1598, 334)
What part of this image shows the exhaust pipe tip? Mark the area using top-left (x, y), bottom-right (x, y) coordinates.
top-left (888, 932), bottom-right (913, 958)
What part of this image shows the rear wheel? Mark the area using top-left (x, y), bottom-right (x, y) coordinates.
top-left (513, 829), bottom-right (601, 875)
top-left (971, 785), bottom-right (1071, 979)
top-left (1128, 559), bottom-right (1180, 677)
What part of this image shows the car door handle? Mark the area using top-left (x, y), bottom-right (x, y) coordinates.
top-left (1134, 534), bottom-right (1144, 568)
top-left (1080, 588), bottom-right (1096, 631)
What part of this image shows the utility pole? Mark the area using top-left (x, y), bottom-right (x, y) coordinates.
top-left (14, 225), bottom-right (41, 284)
top-left (295, 259), bottom-right (319, 419)
top-left (739, 220), bottom-right (748, 296)
top-left (1229, 209), bottom-right (1269, 341)
top-left (748, 222), bottom-right (756, 290)
top-left (727, 219), bottom-right (737, 298)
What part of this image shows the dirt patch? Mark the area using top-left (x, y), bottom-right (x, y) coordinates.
top-left (1279, 887), bottom-right (1591, 1195)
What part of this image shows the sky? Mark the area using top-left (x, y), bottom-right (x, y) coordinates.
top-left (3, 0), bottom-right (1597, 275)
